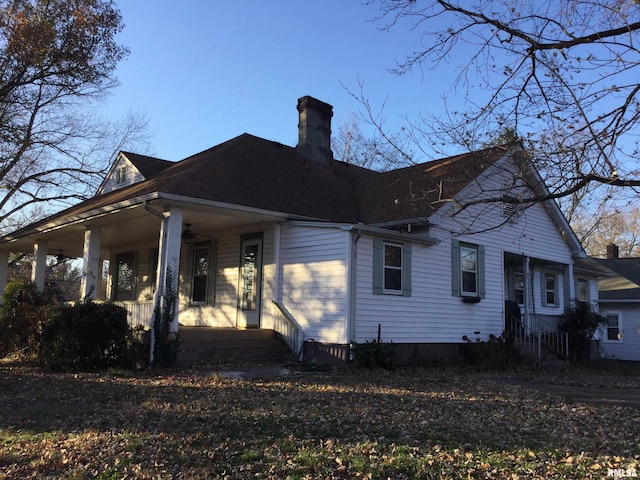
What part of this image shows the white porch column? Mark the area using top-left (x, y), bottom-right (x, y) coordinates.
top-left (564, 263), bottom-right (575, 308)
top-left (156, 206), bottom-right (183, 332)
top-left (523, 255), bottom-right (531, 333)
top-left (31, 241), bottom-right (48, 291)
top-left (0, 250), bottom-right (8, 303)
top-left (80, 227), bottom-right (102, 300)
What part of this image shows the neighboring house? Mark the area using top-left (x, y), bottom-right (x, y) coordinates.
top-left (596, 245), bottom-right (640, 361)
top-left (0, 96), bottom-right (598, 364)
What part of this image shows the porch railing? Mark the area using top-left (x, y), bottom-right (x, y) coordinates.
top-left (272, 300), bottom-right (304, 360)
top-left (112, 301), bottom-right (154, 328)
top-left (509, 313), bottom-right (569, 365)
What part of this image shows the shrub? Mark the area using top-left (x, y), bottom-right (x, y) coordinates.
top-left (460, 333), bottom-right (518, 369)
top-left (0, 279), bottom-right (58, 359)
top-left (41, 302), bottom-right (128, 371)
top-left (559, 302), bottom-right (605, 366)
top-left (124, 326), bottom-right (151, 370)
top-left (351, 339), bottom-right (395, 369)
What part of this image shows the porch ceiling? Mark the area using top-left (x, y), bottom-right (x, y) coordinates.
top-left (3, 201), bottom-right (284, 259)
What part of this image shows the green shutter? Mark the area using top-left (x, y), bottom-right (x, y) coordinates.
top-left (451, 239), bottom-right (461, 296)
top-left (478, 244), bottom-right (485, 298)
top-left (403, 243), bottom-right (412, 297)
top-left (373, 237), bottom-right (383, 295)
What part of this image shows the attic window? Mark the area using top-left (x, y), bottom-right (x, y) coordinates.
top-left (116, 166), bottom-right (127, 184)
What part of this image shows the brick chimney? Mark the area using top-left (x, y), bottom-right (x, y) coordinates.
top-left (606, 243), bottom-right (619, 259)
top-left (296, 96), bottom-right (333, 165)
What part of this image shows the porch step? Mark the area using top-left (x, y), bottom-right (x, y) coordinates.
top-left (176, 327), bottom-right (295, 367)
top-left (514, 339), bottom-right (568, 367)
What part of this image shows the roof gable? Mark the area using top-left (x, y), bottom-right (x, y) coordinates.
top-left (97, 152), bottom-right (173, 195)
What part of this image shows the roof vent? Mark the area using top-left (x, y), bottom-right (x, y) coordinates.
top-left (296, 96), bottom-right (333, 165)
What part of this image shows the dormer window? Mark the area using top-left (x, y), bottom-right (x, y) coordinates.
top-left (116, 166), bottom-right (127, 184)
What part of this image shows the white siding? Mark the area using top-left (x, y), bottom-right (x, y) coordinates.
top-left (599, 304), bottom-right (640, 361)
top-left (354, 154), bottom-right (577, 345)
top-left (279, 225), bottom-right (349, 344)
top-left (355, 234), bottom-right (504, 343)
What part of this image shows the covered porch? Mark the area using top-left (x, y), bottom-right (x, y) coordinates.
top-left (503, 251), bottom-right (572, 363)
top-left (0, 194), bottom-right (305, 361)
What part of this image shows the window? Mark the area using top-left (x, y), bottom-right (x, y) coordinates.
top-left (513, 270), bottom-right (524, 305)
top-left (114, 252), bottom-right (136, 301)
top-left (191, 243), bottom-right (210, 303)
top-left (115, 165), bottom-right (127, 184)
top-left (460, 246), bottom-right (478, 295)
top-left (577, 279), bottom-right (589, 303)
top-left (373, 238), bottom-right (412, 296)
top-left (604, 313), bottom-right (622, 342)
top-left (188, 240), bottom-right (217, 305)
top-left (384, 242), bottom-right (403, 293)
top-left (543, 273), bottom-right (558, 306)
top-left (452, 240), bottom-right (485, 299)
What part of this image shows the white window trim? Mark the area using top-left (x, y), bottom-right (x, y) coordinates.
top-left (372, 237), bottom-right (412, 297)
top-left (542, 272), bottom-right (558, 307)
top-left (451, 240), bottom-right (485, 300)
top-left (460, 245), bottom-right (479, 296)
top-left (383, 241), bottom-right (403, 295)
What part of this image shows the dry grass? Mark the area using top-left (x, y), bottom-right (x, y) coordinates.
top-left (0, 360), bottom-right (638, 479)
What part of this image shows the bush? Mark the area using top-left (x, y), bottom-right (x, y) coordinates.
top-left (0, 279), bottom-right (58, 359)
top-left (41, 302), bottom-right (128, 371)
top-left (124, 326), bottom-right (151, 370)
top-left (559, 302), bottom-right (605, 366)
top-left (460, 334), bottom-right (518, 369)
top-left (351, 339), bottom-right (395, 369)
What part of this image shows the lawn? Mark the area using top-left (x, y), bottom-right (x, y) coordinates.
top-left (0, 361), bottom-right (638, 479)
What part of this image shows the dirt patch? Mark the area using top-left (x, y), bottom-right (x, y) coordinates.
top-left (495, 378), bottom-right (640, 409)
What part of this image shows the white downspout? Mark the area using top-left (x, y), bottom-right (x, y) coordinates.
top-left (273, 223), bottom-right (282, 305)
top-left (348, 228), bottom-right (362, 347)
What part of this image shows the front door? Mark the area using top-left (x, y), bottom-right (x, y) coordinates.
top-left (237, 237), bottom-right (263, 328)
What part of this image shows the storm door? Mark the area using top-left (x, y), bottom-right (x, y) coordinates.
top-left (237, 236), bottom-right (263, 328)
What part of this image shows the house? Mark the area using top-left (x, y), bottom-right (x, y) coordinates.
top-left (0, 96), bottom-right (598, 364)
top-left (595, 245), bottom-right (640, 361)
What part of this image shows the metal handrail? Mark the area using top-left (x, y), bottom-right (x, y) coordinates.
top-left (509, 313), bottom-right (569, 364)
top-left (272, 300), bottom-right (304, 360)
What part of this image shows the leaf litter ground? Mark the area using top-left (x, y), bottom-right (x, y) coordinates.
top-left (0, 361), bottom-right (638, 479)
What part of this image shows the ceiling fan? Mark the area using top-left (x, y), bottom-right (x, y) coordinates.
top-left (182, 224), bottom-right (197, 243)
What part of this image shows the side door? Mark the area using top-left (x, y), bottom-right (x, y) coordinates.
top-left (237, 236), bottom-right (263, 328)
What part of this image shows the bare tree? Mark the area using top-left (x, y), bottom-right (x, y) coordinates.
top-left (573, 206), bottom-right (640, 257)
top-left (360, 0), bottom-right (640, 208)
top-left (0, 0), bottom-right (149, 233)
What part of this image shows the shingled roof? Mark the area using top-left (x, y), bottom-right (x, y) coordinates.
top-left (122, 152), bottom-right (173, 179)
top-left (596, 257), bottom-right (640, 301)
top-left (3, 134), bottom-right (512, 241)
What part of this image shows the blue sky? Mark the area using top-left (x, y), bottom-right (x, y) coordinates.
top-left (101, 1), bottom-right (462, 161)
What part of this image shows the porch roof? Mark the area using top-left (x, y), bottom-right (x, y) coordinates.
top-left (596, 258), bottom-right (640, 301)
